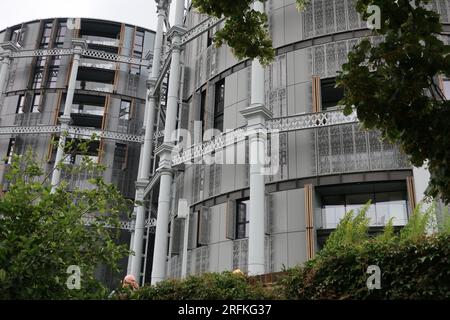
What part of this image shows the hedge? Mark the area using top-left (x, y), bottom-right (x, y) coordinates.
top-left (277, 234), bottom-right (450, 300)
top-left (120, 205), bottom-right (450, 300)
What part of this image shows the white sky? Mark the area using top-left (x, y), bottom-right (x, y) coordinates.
top-left (0, 0), bottom-right (164, 31)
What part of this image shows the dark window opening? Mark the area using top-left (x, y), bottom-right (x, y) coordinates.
top-left (77, 67), bottom-right (116, 84)
top-left (64, 139), bottom-right (100, 165)
top-left (236, 198), bottom-right (250, 239)
top-left (207, 29), bottom-right (214, 47)
top-left (113, 143), bottom-right (128, 171)
top-left (321, 77), bottom-right (344, 111)
top-left (214, 79), bottom-right (225, 132)
top-left (6, 138), bottom-right (16, 164)
top-left (71, 94), bottom-right (105, 129)
top-left (200, 89), bottom-right (207, 135)
top-left (79, 20), bottom-right (121, 39)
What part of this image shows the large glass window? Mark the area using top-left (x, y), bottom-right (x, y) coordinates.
top-left (236, 199), bottom-right (250, 239)
top-left (322, 190), bottom-right (408, 229)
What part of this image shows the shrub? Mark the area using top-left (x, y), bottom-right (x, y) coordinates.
top-left (125, 272), bottom-right (274, 300)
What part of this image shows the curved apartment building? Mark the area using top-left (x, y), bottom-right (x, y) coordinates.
top-left (2, 1), bottom-right (449, 286)
top-left (156, 0), bottom-right (450, 281)
top-left (0, 17), bottom-right (156, 285)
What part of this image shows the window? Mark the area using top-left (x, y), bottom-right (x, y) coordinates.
top-left (236, 199), bottom-right (250, 239)
top-left (36, 57), bottom-right (47, 68)
top-left (113, 143), bottom-right (128, 171)
top-left (207, 29), bottom-right (214, 47)
top-left (214, 79), bottom-right (225, 132)
top-left (55, 21), bottom-right (67, 48)
top-left (321, 190), bottom-right (408, 229)
top-left (47, 68), bottom-right (59, 88)
top-left (131, 30), bottom-right (144, 75)
top-left (321, 77), bottom-right (344, 111)
top-left (118, 100), bottom-right (131, 132)
top-left (40, 22), bottom-right (53, 49)
top-left (31, 94), bottom-right (41, 113)
top-left (6, 139), bottom-right (16, 164)
top-left (16, 95), bottom-right (25, 114)
top-left (200, 89), bottom-right (207, 135)
top-left (10, 27), bottom-right (24, 46)
top-left (119, 100), bottom-right (131, 120)
top-left (32, 69), bottom-right (44, 89)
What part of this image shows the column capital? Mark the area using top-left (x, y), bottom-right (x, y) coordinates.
top-left (147, 77), bottom-right (157, 90)
top-left (59, 115), bottom-right (72, 125)
top-left (71, 39), bottom-right (87, 54)
top-left (155, 142), bottom-right (174, 158)
top-left (167, 25), bottom-right (187, 41)
top-left (241, 103), bottom-right (272, 125)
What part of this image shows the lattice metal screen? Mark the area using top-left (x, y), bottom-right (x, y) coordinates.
top-left (232, 237), bottom-right (273, 273)
top-left (303, 0), bottom-right (366, 39)
top-left (314, 124), bottom-right (410, 175)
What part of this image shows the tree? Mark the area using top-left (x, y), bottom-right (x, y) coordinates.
top-left (0, 137), bottom-right (132, 299)
top-left (336, 0), bottom-right (450, 203)
top-left (191, 0), bottom-right (309, 66)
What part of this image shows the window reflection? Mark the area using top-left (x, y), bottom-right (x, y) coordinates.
top-left (322, 191), bottom-right (408, 229)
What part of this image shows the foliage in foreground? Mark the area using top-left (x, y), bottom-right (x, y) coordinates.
top-left (277, 203), bottom-right (450, 300)
top-left (127, 203), bottom-right (450, 300)
top-left (123, 271), bottom-right (274, 300)
top-left (191, 0), bottom-right (309, 65)
top-left (0, 146), bottom-right (131, 299)
top-left (337, 0), bottom-right (450, 203)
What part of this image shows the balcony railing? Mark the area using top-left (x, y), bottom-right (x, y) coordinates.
top-left (80, 58), bottom-right (116, 71)
top-left (81, 35), bottom-right (120, 47)
top-left (76, 81), bottom-right (114, 93)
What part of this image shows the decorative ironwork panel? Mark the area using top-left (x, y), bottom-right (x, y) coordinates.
top-left (233, 238), bottom-right (248, 273)
top-left (325, 0), bottom-right (336, 34)
top-left (11, 48), bottom-right (73, 59)
top-left (0, 125), bottom-right (143, 143)
top-left (314, 0), bottom-right (325, 36)
top-left (335, 0), bottom-right (347, 32)
top-left (303, 1), bottom-right (314, 38)
top-left (181, 17), bottom-right (225, 46)
top-left (82, 49), bottom-right (151, 67)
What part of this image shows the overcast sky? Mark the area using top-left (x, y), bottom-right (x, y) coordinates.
top-left (0, 0), bottom-right (164, 31)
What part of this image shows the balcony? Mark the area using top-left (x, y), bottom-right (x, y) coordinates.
top-left (76, 81), bottom-right (114, 93)
top-left (80, 58), bottom-right (116, 71)
top-left (81, 35), bottom-right (120, 48)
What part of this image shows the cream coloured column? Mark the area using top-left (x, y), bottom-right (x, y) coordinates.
top-left (50, 39), bottom-right (87, 193)
top-left (151, 0), bottom-right (186, 285)
top-left (129, 0), bottom-right (168, 281)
